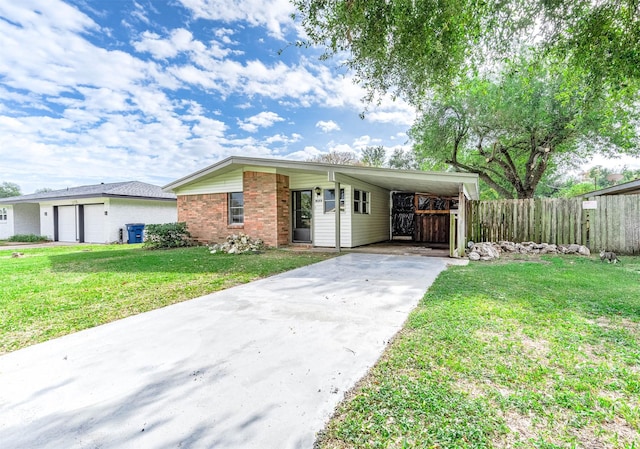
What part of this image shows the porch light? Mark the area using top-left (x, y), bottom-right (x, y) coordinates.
top-left (314, 186), bottom-right (322, 196)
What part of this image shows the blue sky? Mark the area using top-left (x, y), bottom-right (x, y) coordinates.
top-left (0, 0), bottom-right (415, 193)
top-left (1, 1), bottom-right (637, 195)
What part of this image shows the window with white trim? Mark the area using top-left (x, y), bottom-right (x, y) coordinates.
top-left (354, 189), bottom-right (370, 214)
top-left (228, 192), bottom-right (244, 224)
top-left (323, 188), bottom-right (345, 213)
top-left (0, 207), bottom-right (7, 221)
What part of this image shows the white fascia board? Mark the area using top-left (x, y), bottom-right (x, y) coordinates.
top-left (462, 182), bottom-right (479, 200)
top-left (163, 157), bottom-right (237, 192)
top-left (163, 157), bottom-right (330, 192)
top-left (163, 155), bottom-right (481, 198)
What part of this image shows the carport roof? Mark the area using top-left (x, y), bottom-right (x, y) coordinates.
top-left (0, 181), bottom-right (177, 204)
top-left (163, 156), bottom-right (480, 199)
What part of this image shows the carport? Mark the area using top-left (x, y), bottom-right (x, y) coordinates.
top-left (326, 164), bottom-right (479, 257)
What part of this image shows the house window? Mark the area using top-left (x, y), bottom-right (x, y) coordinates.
top-left (324, 188), bottom-right (345, 213)
top-left (0, 207), bottom-right (7, 221)
top-left (228, 192), bottom-right (244, 224)
top-left (354, 190), bottom-right (370, 214)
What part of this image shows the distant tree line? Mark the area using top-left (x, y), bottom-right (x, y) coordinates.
top-left (307, 146), bottom-right (419, 170)
top-left (541, 166), bottom-right (640, 198)
top-left (0, 182), bottom-right (53, 198)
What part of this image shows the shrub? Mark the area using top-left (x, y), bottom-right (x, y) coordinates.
top-left (143, 222), bottom-right (193, 249)
top-left (7, 234), bottom-right (49, 243)
top-left (209, 233), bottom-right (265, 254)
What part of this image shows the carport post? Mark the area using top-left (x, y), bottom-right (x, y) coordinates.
top-left (457, 185), bottom-right (468, 257)
top-left (334, 181), bottom-right (341, 252)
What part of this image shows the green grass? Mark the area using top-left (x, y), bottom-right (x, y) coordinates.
top-left (318, 255), bottom-right (640, 449)
top-left (0, 244), bottom-right (334, 354)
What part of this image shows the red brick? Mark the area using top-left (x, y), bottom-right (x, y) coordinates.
top-left (177, 172), bottom-right (290, 247)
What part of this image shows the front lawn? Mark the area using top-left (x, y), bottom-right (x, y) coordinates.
top-left (0, 244), bottom-right (333, 354)
top-left (318, 255), bottom-right (640, 449)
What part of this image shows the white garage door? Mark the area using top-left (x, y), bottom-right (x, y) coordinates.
top-left (57, 206), bottom-right (77, 242)
top-left (83, 204), bottom-right (105, 243)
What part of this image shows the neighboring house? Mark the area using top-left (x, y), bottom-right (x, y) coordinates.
top-left (0, 182), bottom-right (177, 243)
top-left (163, 157), bottom-right (480, 256)
top-left (580, 178), bottom-right (640, 197)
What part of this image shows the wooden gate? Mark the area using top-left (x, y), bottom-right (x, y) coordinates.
top-left (392, 193), bottom-right (458, 244)
top-left (414, 194), bottom-right (458, 243)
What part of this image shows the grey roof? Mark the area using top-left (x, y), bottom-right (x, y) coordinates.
top-left (580, 178), bottom-right (640, 197)
top-left (0, 181), bottom-right (177, 204)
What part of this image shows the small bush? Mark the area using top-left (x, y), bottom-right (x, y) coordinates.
top-left (143, 222), bottom-right (194, 249)
top-left (7, 234), bottom-right (50, 243)
top-left (209, 233), bottom-right (265, 254)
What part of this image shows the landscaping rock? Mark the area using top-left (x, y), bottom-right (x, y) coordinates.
top-left (209, 233), bottom-right (265, 254)
top-left (467, 240), bottom-right (592, 261)
top-left (568, 244), bottom-right (581, 253)
top-left (468, 251), bottom-right (481, 261)
top-left (467, 242), bottom-right (501, 261)
top-left (578, 245), bottom-right (591, 256)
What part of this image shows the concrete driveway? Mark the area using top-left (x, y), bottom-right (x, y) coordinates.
top-left (0, 253), bottom-right (455, 449)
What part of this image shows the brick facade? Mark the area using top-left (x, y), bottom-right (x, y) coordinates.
top-left (177, 171), bottom-right (290, 247)
top-left (177, 193), bottom-right (232, 244)
top-left (243, 171), bottom-right (290, 247)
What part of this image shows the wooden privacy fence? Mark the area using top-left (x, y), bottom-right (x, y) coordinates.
top-left (467, 194), bottom-right (640, 254)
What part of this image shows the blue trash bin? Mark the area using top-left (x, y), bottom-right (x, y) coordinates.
top-left (125, 223), bottom-right (145, 244)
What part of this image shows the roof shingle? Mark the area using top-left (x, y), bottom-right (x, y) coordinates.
top-left (0, 181), bottom-right (176, 204)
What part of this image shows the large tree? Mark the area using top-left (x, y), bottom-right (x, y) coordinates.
top-left (294, 0), bottom-right (640, 198)
top-left (360, 146), bottom-right (386, 167)
top-left (293, 0), bottom-right (640, 103)
top-left (0, 182), bottom-right (21, 198)
top-left (410, 58), bottom-right (638, 198)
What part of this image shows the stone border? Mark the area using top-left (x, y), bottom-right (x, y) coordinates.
top-left (467, 241), bottom-right (591, 261)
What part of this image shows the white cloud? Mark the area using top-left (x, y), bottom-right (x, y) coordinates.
top-left (264, 133), bottom-right (302, 144)
top-left (364, 97), bottom-right (416, 126)
top-left (353, 136), bottom-right (382, 150)
top-left (286, 146), bottom-right (323, 160)
top-left (238, 111), bottom-right (285, 133)
top-left (133, 28), bottom-right (236, 61)
top-left (177, 0), bottom-right (296, 39)
top-left (131, 1), bottom-right (151, 25)
top-left (0, 1), bottom-right (418, 194)
top-left (315, 120), bottom-right (340, 133)
top-left (328, 143), bottom-right (356, 154)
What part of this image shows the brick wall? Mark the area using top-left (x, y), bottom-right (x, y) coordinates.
top-left (177, 171), bottom-right (290, 247)
top-left (275, 174), bottom-right (290, 246)
top-left (177, 193), bottom-right (235, 243)
top-left (243, 171), bottom-right (290, 247)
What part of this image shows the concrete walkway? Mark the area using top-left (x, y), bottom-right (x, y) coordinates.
top-left (0, 253), bottom-right (454, 449)
top-left (0, 241), bottom-right (93, 251)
